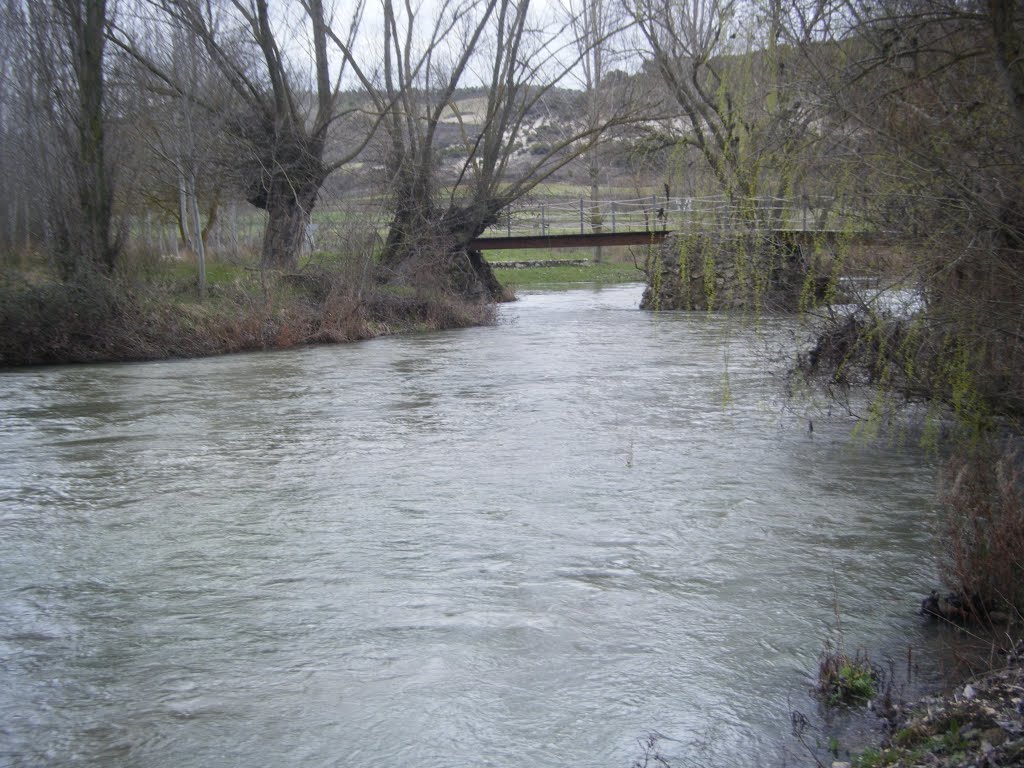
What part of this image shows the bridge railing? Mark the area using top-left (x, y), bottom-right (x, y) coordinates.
top-left (484, 195), bottom-right (854, 238)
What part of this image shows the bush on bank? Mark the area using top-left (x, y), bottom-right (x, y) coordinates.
top-left (939, 441), bottom-right (1024, 622)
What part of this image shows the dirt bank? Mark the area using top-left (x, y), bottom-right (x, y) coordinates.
top-left (0, 274), bottom-right (496, 367)
top-left (840, 645), bottom-right (1024, 768)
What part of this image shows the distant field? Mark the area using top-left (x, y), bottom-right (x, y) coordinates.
top-left (487, 247), bottom-right (593, 262)
top-left (513, 183), bottom-right (648, 199)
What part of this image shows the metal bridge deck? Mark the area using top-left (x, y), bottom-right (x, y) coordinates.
top-left (466, 195), bottom-right (857, 252)
top-left (469, 230), bottom-right (672, 251)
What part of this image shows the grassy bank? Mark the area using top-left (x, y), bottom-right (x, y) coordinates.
top-left (0, 255), bottom-right (493, 367)
top-left (498, 261), bottom-right (643, 288)
top-left (0, 239), bottom-right (649, 367)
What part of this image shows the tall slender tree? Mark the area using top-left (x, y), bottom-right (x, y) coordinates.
top-left (14, 0), bottom-right (120, 276)
top-left (561, 0), bottom-right (627, 261)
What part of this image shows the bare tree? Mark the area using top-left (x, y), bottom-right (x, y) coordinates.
top-left (119, 20), bottom-right (233, 294)
top-left (326, 0), bottom-right (646, 297)
top-left (113, 0), bottom-right (378, 271)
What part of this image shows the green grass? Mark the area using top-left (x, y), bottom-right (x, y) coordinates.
top-left (487, 244), bottom-right (642, 262)
top-left (818, 646), bottom-right (877, 707)
top-left (140, 253), bottom-right (645, 295)
top-left (121, 239), bottom-right (644, 296)
top-left (157, 259), bottom-right (249, 284)
top-left (513, 182), bottom-right (649, 198)
top-left (497, 260), bottom-right (644, 288)
top-left (487, 247), bottom-right (594, 262)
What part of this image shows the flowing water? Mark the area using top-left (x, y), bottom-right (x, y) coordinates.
top-left (1, 284), bottom-right (948, 767)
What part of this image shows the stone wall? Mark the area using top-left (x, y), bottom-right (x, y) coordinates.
top-left (640, 232), bottom-right (833, 312)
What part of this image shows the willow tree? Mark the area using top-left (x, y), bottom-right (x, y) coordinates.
top-left (114, 0), bottom-right (378, 270)
top-left (786, 0), bottom-right (1024, 430)
top-left (782, 0), bottom-right (1024, 620)
top-left (326, 0), bottom-right (646, 298)
top-left (626, 0), bottom-right (822, 211)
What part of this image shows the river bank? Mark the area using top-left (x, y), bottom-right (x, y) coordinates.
top-left (837, 647), bottom-right (1024, 768)
top-left (0, 268), bottom-right (497, 367)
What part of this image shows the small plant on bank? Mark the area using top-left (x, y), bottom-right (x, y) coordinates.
top-left (818, 642), bottom-right (878, 706)
top-left (852, 746), bottom-right (886, 768)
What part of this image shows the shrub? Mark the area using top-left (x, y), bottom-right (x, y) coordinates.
top-left (940, 440), bottom-right (1024, 619)
top-left (0, 272), bottom-right (123, 365)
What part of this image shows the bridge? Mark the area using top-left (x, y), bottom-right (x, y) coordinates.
top-left (469, 195), bottom-right (853, 250)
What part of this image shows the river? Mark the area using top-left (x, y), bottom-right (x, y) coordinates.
top-left (0, 284), bottom-right (945, 767)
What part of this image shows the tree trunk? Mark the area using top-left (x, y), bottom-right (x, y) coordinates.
top-left (444, 211), bottom-right (508, 301)
top-left (177, 166), bottom-right (192, 252)
top-left (237, 117), bottom-right (327, 271)
top-left (188, 173), bottom-right (206, 299)
top-left (988, 0), bottom-right (1024, 139)
top-left (380, 206), bottom-right (428, 267)
top-left (70, 0), bottom-right (116, 274)
top-left (467, 250), bottom-right (506, 300)
top-left (261, 180), bottom-right (319, 270)
top-left (200, 192), bottom-right (220, 247)
top-left (381, 204), bottom-right (508, 300)
top-left (590, 162), bottom-right (603, 262)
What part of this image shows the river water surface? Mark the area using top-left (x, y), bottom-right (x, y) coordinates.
top-left (1, 284), bottom-right (945, 767)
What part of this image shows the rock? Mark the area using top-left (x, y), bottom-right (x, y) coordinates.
top-left (920, 589), bottom-right (1012, 625)
top-left (982, 727), bottom-right (1007, 746)
top-left (920, 590), bottom-right (971, 622)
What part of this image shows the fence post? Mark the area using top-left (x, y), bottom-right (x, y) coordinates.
top-left (507, 208), bottom-right (512, 237)
top-left (611, 201), bottom-right (616, 232)
top-left (580, 198), bottom-right (584, 234)
top-left (541, 204), bottom-right (546, 235)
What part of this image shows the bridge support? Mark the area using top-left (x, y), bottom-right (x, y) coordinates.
top-left (641, 231), bottom-right (836, 312)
